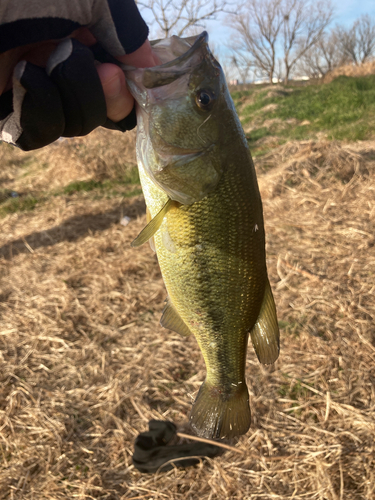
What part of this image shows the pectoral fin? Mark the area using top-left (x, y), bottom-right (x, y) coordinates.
top-left (146, 207), bottom-right (156, 253)
top-left (250, 279), bottom-right (280, 365)
top-left (131, 199), bottom-right (178, 248)
top-left (160, 298), bottom-right (191, 336)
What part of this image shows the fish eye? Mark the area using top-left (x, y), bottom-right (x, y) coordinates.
top-left (196, 89), bottom-right (215, 110)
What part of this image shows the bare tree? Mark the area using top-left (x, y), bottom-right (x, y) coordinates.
top-left (281, 0), bottom-right (333, 83)
top-left (231, 54), bottom-right (253, 84)
top-left (335, 14), bottom-right (375, 65)
top-left (228, 0), bottom-right (333, 84)
top-left (219, 55), bottom-right (239, 83)
top-left (356, 15), bottom-right (375, 63)
top-left (297, 30), bottom-right (343, 78)
top-left (228, 0), bottom-right (284, 84)
top-left (139, 0), bottom-right (229, 38)
top-left (274, 58), bottom-right (284, 82)
top-left (318, 31), bottom-right (344, 72)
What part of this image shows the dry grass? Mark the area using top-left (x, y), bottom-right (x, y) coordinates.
top-left (324, 59), bottom-right (375, 83)
top-left (0, 127), bottom-right (137, 194)
top-left (0, 131), bottom-right (374, 499)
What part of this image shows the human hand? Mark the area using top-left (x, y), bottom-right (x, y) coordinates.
top-left (0, 0), bottom-right (159, 150)
top-left (97, 38), bottom-right (159, 123)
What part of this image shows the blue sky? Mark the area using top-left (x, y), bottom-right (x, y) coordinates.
top-left (333, 0), bottom-right (375, 26)
top-left (141, 0), bottom-right (375, 46)
top-left (140, 0), bottom-right (375, 78)
top-left (205, 0), bottom-right (375, 50)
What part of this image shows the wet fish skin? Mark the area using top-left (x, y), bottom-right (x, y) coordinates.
top-left (126, 33), bottom-right (224, 206)
top-left (125, 32), bottom-right (279, 440)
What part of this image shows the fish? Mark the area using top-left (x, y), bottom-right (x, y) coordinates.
top-left (124, 32), bottom-right (279, 440)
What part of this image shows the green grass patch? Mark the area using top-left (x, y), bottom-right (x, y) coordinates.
top-left (58, 165), bottom-right (141, 199)
top-left (247, 127), bottom-right (270, 143)
top-left (278, 381), bottom-right (308, 400)
top-left (234, 75), bottom-right (375, 150)
top-left (231, 89), bottom-right (254, 105)
top-left (274, 76), bottom-right (375, 140)
top-left (278, 374), bottom-right (315, 401)
top-left (251, 139), bottom-right (287, 159)
top-left (62, 166), bottom-right (140, 196)
top-left (0, 195), bottom-right (41, 217)
top-left (241, 91), bottom-right (273, 119)
top-left (62, 180), bottom-right (103, 195)
top-left (0, 165), bottom-right (141, 218)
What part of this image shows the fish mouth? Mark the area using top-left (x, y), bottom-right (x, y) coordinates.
top-left (143, 32), bottom-right (209, 88)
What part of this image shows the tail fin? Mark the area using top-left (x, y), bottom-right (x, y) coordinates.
top-left (189, 380), bottom-right (251, 439)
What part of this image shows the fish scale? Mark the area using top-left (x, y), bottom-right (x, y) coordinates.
top-left (126, 31), bottom-right (280, 439)
top-left (154, 155), bottom-right (266, 379)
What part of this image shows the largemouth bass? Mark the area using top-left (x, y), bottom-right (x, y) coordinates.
top-left (125, 32), bottom-right (279, 440)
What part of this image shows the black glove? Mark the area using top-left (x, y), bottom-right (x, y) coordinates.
top-left (132, 420), bottom-right (222, 473)
top-left (0, 0), bottom-right (147, 150)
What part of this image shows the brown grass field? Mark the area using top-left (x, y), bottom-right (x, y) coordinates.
top-left (324, 60), bottom-right (375, 83)
top-left (0, 122), bottom-right (374, 499)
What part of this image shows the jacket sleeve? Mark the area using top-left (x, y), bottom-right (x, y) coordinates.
top-left (0, 0), bottom-right (149, 55)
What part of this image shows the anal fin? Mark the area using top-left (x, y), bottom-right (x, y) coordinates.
top-left (250, 279), bottom-right (280, 365)
top-left (131, 198), bottom-right (178, 248)
top-left (160, 298), bottom-right (191, 336)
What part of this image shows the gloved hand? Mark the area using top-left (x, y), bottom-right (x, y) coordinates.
top-left (0, 0), bottom-right (157, 151)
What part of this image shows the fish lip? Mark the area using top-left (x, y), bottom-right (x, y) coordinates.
top-left (123, 31), bottom-right (208, 72)
top-left (149, 31), bottom-right (209, 67)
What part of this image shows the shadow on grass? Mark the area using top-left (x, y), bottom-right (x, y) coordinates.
top-left (0, 197), bottom-right (146, 260)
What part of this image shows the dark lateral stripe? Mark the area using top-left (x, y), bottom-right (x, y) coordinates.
top-left (107, 0), bottom-right (149, 54)
top-left (0, 18), bottom-right (80, 53)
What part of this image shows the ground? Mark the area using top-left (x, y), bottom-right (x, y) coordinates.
top-left (0, 83), bottom-right (374, 499)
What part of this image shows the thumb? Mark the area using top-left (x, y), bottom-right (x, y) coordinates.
top-left (97, 39), bottom-right (161, 123)
top-left (97, 63), bottom-right (134, 123)
top-left (118, 39), bottom-right (161, 68)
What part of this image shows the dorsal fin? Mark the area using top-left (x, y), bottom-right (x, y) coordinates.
top-left (131, 199), bottom-right (178, 248)
top-left (160, 298), bottom-right (191, 336)
top-left (250, 279), bottom-right (280, 365)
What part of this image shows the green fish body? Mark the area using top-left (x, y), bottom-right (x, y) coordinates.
top-left (125, 32), bottom-right (279, 439)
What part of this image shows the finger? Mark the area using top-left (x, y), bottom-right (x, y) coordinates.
top-left (47, 39), bottom-right (107, 137)
top-left (0, 47), bottom-right (25, 94)
top-left (70, 27), bottom-right (97, 47)
top-left (118, 39), bottom-right (162, 68)
top-left (0, 41), bottom-right (65, 95)
top-left (0, 26), bottom-right (97, 96)
top-left (97, 63), bottom-right (134, 122)
top-left (1, 60), bottom-right (65, 150)
top-left (21, 42), bottom-right (59, 67)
